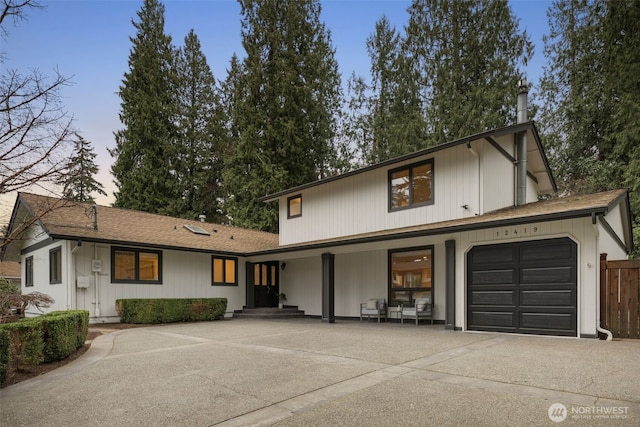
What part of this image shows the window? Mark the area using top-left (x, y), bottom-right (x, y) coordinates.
top-left (389, 159), bottom-right (433, 210)
top-left (111, 247), bottom-right (162, 284)
top-left (25, 256), bottom-right (34, 287)
top-left (49, 247), bottom-right (62, 284)
top-left (288, 195), bottom-right (302, 218)
top-left (389, 246), bottom-right (433, 307)
top-left (212, 256), bottom-right (237, 286)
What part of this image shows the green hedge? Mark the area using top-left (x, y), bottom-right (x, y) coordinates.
top-left (0, 310), bottom-right (89, 385)
top-left (116, 298), bottom-right (227, 324)
top-left (0, 329), bottom-right (10, 385)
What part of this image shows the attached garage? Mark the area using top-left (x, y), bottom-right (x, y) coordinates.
top-left (467, 238), bottom-right (577, 336)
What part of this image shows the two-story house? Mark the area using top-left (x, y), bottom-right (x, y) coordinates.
top-left (2, 88), bottom-right (633, 337)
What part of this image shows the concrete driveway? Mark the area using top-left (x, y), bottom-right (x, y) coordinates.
top-left (1, 319), bottom-right (639, 426)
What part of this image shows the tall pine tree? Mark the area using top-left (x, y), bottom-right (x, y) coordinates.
top-left (405, 0), bottom-right (533, 145)
top-left (539, 0), bottom-right (639, 256)
top-left (110, 0), bottom-right (180, 215)
top-left (58, 132), bottom-right (106, 203)
top-left (224, 0), bottom-right (342, 232)
top-left (175, 30), bottom-right (227, 223)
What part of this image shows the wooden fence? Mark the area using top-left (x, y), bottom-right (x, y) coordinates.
top-left (600, 253), bottom-right (640, 339)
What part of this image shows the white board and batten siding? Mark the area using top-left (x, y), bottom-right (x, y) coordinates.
top-left (23, 241), bottom-right (247, 322)
top-left (279, 144), bottom-right (484, 246)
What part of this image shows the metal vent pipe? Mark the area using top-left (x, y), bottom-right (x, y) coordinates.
top-left (516, 79), bottom-right (529, 206)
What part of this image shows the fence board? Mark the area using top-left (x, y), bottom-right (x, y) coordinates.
top-left (600, 253), bottom-right (640, 339)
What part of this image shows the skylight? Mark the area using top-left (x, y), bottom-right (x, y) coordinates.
top-left (183, 224), bottom-right (210, 236)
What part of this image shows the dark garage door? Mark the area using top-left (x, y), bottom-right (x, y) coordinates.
top-left (467, 238), bottom-right (577, 336)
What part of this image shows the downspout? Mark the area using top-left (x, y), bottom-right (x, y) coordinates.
top-left (592, 214), bottom-right (612, 341)
top-left (516, 79), bottom-right (529, 206)
top-left (94, 243), bottom-right (100, 318)
top-left (70, 241), bottom-right (82, 311)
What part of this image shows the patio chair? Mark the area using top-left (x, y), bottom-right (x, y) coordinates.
top-left (360, 298), bottom-right (387, 323)
top-left (401, 297), bottom-right (433, 325)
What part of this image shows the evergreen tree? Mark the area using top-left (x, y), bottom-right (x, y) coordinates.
top-left (405, 0), bottom-right (533, 145)
top-left (109, 0), bottom-right (180, 214)
top-left (225, 0), bottom-right (342, 232)
top-left (175, 29), bottom-right (227, 223)
top-left (365, 16), bottom-right (427, 162)
top-left (57, 132), bottom-right (106, 203)
top-left (539, 0), bottom-right (639, 255)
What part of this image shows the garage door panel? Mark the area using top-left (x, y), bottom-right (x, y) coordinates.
top-left (469, 311), bottom-right (516, 328)
top-left (520, 241), bottom-right (574, 263)
top-left (470, 290), bottom-right (515, 306)
top-left (520, 289), bottom-right (575, 306)
top-left (520, 312), bottom-right (575, 332)
top-left (467, 238), bottom-right (577, 337)
top-left (471, 269), bottom-right (516, 285)
top-left (470, 246), bottom-right (516, 265)
top-left (521, 266), bottom-right (574, 284)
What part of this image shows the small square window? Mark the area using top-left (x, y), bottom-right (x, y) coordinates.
top-left (212, 256), bottom-right (237, 286)
top-left (288, 195), bottom-right (302, 218)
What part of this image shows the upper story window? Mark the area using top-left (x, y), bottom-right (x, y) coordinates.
top-left (49, 246), bottom-right (62, 284)
top-left (25, 256), bottom-right (34, 287)
top-left (389, 159), bottom-right (434, 211)
top-left (212, 256), bottom-right (237, 286)
top-left (288, 194), bottom-right (302, 219)
top-left (111, 247), bottom-right (162, 284)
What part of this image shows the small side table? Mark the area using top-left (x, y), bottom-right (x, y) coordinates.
top-left (387, 306), bottom-right (402, 322)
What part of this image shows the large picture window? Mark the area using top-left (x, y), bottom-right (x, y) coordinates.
top-left (389, 159), bottom-right (434, 210)
top-left (49, 247), bottom-right (62, 284)
top-left (389, 246), bottom-right (433, 307)
top-left (212, 256), bottom-right (237, 286)
top-left (111, 247), bottom-right (162, 284)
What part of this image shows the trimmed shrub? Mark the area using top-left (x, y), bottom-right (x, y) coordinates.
top-left (0, 329), bottom-right (9, 384)
top-left (0, 310), bottom-right (89, 385)
top-left (40, 310), bottom-right (90, 362)
top-left (116, 298), bottom-right (227, 324)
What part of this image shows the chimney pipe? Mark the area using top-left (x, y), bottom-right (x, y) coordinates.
top-left (516, 79), bottom-right (529, 206)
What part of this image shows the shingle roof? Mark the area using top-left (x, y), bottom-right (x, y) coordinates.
top-left (0, 261), bottom-right (20, 278)
top-left (265, 189), bottom-right (630, 253)
top-left (16, 193), bottom-right (279, 255)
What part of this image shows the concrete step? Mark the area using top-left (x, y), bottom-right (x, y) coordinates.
top-left (233, 306), bottom-right (305, 319)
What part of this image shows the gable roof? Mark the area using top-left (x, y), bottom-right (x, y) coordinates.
top-left (262, 121), bottom-right (556, 202)
top-left (255, 189), bottom-right (632, 255)
top-left (3, 193), bottom-right (279, 259)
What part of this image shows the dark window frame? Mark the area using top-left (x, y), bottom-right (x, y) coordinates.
top-left (287, 194), bottom-right (302, 219)
top-left (110, 246), bottom-right (163, 284)
top-left (212, 256), bottom-right (238, 286)
top-left (25, 256), bottom-right (34, 287)
top-left (49, 246), bottom-right (62, 284)
top-left (388, 159), bottom-right (434, 211)
top-left (388, 245), bottom-right (435, 307)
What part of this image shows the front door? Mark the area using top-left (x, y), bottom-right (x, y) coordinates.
top-left (253, 262), bottom-right (279, 307)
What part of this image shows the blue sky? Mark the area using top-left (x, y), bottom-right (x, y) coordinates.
top-left (0, 0), bottom-right (550, 220)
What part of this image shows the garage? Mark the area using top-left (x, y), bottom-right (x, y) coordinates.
top-left (467, 238), bottom-right (577, 336)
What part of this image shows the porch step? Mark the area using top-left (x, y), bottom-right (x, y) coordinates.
top-left (233, 306), bottom-right (306, 319)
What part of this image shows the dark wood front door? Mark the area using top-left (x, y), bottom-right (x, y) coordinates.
top-left (254, 262), bottom-right (279, 308)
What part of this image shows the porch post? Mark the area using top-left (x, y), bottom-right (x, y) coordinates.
top-left (245, 262), bottom-right (255, 309)
top-left (321, 253), bottom-right (335, 323)
top-left (445, 240), bottom-right (456, 330)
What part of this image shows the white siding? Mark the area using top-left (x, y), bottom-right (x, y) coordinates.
top-left (22, 240), bottom-right (70, 316)
top-left (279, 144), bottom-right (482, 245)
